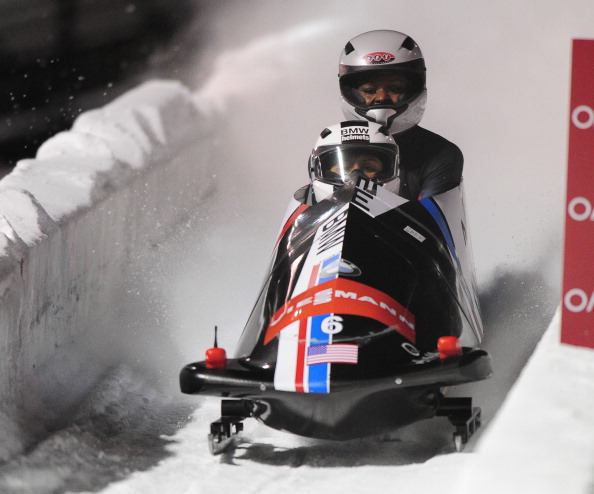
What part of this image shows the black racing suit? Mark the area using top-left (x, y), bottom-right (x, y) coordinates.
top-left (394, 125), bottom-right (463, 200)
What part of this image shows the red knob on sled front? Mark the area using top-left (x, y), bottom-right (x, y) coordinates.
top-left (205, 347), bottom-right (227, 369)
top-left (437, 336), bottom-right (462, 360)
top-left (205, 325), bottom-right (227, 369)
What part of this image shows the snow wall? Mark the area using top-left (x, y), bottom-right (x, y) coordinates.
top-left (0, 80), bottom-right (210, 461)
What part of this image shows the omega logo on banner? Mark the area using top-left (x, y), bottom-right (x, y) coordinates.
top-left (564, 289), bottom-right (594, 313)
top-left (567, 197), bottom-right (594, 221)
top-left (571, 105), bottom-right (594, 129)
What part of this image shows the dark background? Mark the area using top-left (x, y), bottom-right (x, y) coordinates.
top-left (0, 0), bottom-right (203, 174)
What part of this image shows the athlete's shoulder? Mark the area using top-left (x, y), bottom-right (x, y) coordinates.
top-left (401, 125), bottom-right (460, 150)
top-left (395, 126), bottom-right (463, 165)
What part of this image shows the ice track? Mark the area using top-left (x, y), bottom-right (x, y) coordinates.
top-left (2, 1), bottom-right (594, 492)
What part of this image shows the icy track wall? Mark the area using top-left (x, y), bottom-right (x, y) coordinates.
top-left (0, 80), bottom-right (210, 461)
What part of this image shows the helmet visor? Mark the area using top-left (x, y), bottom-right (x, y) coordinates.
top-left (314, 144), bottom-right (397, 185)
top-left (340, 63), bottom-right (425, 111)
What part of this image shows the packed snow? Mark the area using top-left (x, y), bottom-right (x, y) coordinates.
top-left (0, 1), bottom-right (594, 493)
top-left (84, 310), bottom-right (594, 494)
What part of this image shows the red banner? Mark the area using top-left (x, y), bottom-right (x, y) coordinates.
top-left (561, 39), bottom-right (594, 348)
top-left (264, 278), bottom-right (416, 344)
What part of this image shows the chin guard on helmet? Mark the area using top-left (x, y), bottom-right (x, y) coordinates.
top-left (357, 107), bottom-right (399, 130)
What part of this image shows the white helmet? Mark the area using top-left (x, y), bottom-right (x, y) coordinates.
top-left (338, 30), bottom-right (427, 134)
top-left (308, 121), bottom-right (399, 187)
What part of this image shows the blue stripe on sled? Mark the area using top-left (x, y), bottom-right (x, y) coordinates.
top-left (308, 254), bottom-right (340, 393)
top-left (420, 198), bottom-right (459, 265)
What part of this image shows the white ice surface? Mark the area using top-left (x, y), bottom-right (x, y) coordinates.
top-left (458, 309), bottom-right (594, 493)
top-left (83, 311), bottom-right (594, 494)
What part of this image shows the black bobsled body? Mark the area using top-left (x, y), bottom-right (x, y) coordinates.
top-left (180, 178), bottom-right (492, 448)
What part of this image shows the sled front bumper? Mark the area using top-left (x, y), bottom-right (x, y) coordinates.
top-left (179, 349), bottom-right (493, 398)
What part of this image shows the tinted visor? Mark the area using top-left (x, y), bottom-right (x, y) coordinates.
top-left (340, 63), bottom-right (425, 110)
top-left (315, 144), bottom-right (397, 185)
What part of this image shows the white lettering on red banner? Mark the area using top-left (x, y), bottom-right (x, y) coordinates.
top-left (561, 39), bottom-right (594, 349)
top-left (265, 278), bottom-right (416, 344)
top-left (564, 288), bottom-right (594, 313)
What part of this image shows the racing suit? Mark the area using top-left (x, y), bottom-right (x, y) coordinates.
top-left (395, 125), bottom-right (463, 200)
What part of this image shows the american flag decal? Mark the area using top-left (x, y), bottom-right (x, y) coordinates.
top-left (306, 344), bottom-right (358, 365)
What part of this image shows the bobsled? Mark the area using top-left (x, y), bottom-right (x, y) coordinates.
top-left (180, 175), bottom-right (492, 454)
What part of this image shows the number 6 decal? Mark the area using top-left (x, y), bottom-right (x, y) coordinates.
top-left (321, 315), bottom-right (344, 335)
